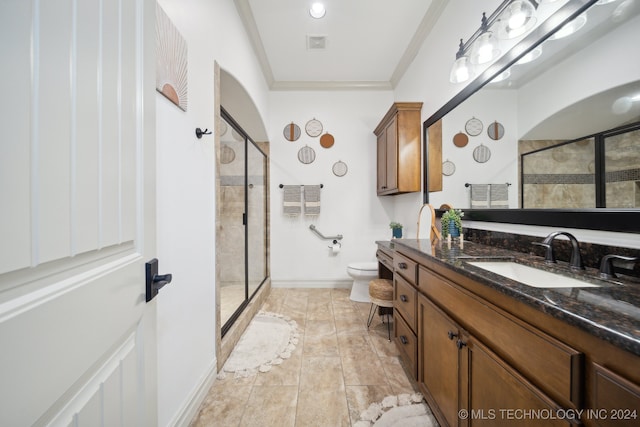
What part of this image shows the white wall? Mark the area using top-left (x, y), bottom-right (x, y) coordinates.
top-left (269, 91), bottom-right (396, 286)
top-left (154, 0), bottom-right (269, 425)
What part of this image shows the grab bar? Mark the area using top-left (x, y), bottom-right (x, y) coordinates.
top-left (309, 224), bottom-right (343, 241)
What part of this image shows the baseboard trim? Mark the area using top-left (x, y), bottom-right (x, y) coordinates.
top-left (271, 279), bottom-right (352, 289)
top-left (170, 358), bottom-right (217, 427)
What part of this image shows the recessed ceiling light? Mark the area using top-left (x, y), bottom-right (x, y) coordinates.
top-left (309, 2), bottom-right (326, 19)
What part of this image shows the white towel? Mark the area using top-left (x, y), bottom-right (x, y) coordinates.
top-left (489, 184), bottom-right (509, 208)
top-left (470, 184), bottom-right (490, 208)
top-left (304, 185), bottom-right (321, 216)
top-left (283, 185), bottom-right (301, 216)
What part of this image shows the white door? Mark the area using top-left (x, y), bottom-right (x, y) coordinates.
top-left (0, 0), bottom-right (158, 426)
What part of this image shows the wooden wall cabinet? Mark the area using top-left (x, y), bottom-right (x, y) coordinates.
top-left (374, 102), bottom-right (422, 195)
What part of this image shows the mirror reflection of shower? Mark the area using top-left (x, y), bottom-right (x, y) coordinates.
top-left (219, 108), bottom-right (268, 336)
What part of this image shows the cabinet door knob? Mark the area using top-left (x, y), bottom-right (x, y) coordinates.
top-left (400, 295), bottom-right (408, 302)
top-left (447, 331), bottom-right (458, 340)
top-left (400, 336), bottom-right (409, 345)
top-left (398, 262), bottom-right (408, 269)
top-left (456, 339), bottom-right (467, 349)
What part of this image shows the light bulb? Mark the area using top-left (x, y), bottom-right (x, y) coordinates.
top-left (450, 56), bottom-right (473, 84)
top-left (470, 32), bottom-right (500, 65)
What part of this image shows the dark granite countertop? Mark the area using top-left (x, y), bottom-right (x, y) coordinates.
top-left (378, 239), bottom-right (640, 357)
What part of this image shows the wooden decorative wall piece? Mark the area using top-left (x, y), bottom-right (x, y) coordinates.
top-left (156, 4), bottom-right (188, 111)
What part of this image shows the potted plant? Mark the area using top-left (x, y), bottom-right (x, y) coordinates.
top-left (441, 208), bottom-right (464, 238)
top-left (389, 222), bottom-right (403, 239)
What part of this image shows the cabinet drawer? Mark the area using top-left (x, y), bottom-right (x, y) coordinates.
top-left (376, 249), bottom-right (393, 272)
top-left (394, 310), bottom-right (417, 379)
top-left (420, 265), bottom-right (583, 409)
top-left (394, 252), bottom-right (417, 286)
top-left (394, 274), bottom-right (417, 332)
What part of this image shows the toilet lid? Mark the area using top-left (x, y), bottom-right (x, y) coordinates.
top-left (349, 262), bottom-right (378, 271)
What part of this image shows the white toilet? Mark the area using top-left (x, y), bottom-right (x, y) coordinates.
top-left (347, 262), bottom-right (379, 302)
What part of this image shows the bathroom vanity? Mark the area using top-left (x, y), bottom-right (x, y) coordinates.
top-left (378, 239), bottom-right (640, 427)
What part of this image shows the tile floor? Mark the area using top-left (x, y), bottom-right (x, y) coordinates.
top-left (190, 288), bottom-right (421, 427)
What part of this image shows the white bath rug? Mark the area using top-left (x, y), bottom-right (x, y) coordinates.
top-left (354, 393), bottom-right (438, 427)
top-left (218, 311), bottom-right (299, 379)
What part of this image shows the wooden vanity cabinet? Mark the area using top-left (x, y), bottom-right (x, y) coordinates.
top-left (418, 294), bottom-right (573, 427)
top-left (374, 102), bottom-right (422, 196)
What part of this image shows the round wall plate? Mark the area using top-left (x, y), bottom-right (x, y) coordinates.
top-left (332, 160), bottom-right (348, 177)
top-left (320, 132), bottom-right (335, 148)
top-left (305, 118), bottom-right (323, 137)
top-left (453, 132), bottom-right (468, 147)
top-left (298, 145), bottom-right (316, 164)
top-left (220, 145), bottom-right (235, 164)
top-left (442, 160), bottom-right (456, 176)
top-left (473, 144), bottom-right (491, 163)
top-left (283, 122), bottom-right (301, 141)
top-left (465, 117), bottom-right (483, 136)
top-left (487, 121), bottom-right (505, 140)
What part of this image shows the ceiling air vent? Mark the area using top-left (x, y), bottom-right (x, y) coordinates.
top-left (307, 35), bottom-right (327, 50)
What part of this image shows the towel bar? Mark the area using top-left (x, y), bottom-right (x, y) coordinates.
top-left (309, 224), bottom-right (343, 241)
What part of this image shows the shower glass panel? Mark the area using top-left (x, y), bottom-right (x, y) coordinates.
top-left (522, 138), bottom-right (595, 208)
top-left (604, 127), bottom-right (640, 208)
top-left (219, 107), bottom-right (268, 337)
top-left (247, 141), bottom-right (268, 299)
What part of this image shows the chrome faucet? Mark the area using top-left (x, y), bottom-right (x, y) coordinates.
top-left (599, 255), bottom-right (638, 279)
top-left (533, 231), bottom-right (584, 270)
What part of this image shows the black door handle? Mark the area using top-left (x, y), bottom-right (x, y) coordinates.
top-left (146, 259), bottom-right (173, 302)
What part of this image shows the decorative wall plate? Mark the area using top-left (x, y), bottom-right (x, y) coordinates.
top-left (320, 132), bottom-right (335, 148)
top-left (298, 145), bottom-right (316, 164)
top-left (487, 121), bottom-right (505, 140)
top-left (283, 122), bottom-right (301, 141)
top-left (220, 145), bottom-right (235, 164)
top-left (453, 132), bottom-right (468, 147)
top-left (465, 117), bottom-right (483, 136)
top-left (473, 144), bottom-right (491, 163)
top-left (305, 118), bottom-right (323, 137)
top-left (332, 160), bottom-right (348, 177)
top-left (442, 160), bottom-right (456, 176)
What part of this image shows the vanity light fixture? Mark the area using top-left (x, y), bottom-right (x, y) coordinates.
top-left (548, 13), bottom-right (587, 40)
top-left (490, 68), bottom-right (511, 83)
top-left (469, 13), bottom-right (501, 65)
top-left (495, 0), bottom-right (539, 40)
top-left (516, 45), bottom-right (542, 64)
top-left (449, 0), bottom-right (529, 84)
top-left (309, 2), bottom-right (326, 19)
top-left (449, 40), bottom-right (475, 84)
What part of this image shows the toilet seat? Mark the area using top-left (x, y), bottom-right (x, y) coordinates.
top-left (347, 261), bottom-right (378, 272)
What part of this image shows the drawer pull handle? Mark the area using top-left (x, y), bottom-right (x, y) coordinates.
top-left (447, 331), bottom-right (458, 340)
top-left (398, 262), bottom-right (408, 269)
top-left (400, 295), bottom-right (408, 302)
top-left (456, 339), bottom-right (467, 350)
top-left (400, 336), bottom-right (409, 345)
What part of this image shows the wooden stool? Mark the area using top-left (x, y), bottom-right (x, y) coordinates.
top-left (367, 278), bottom-right (394, 341)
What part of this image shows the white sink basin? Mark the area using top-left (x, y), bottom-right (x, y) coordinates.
top-left (467, 261), bottom-right (601, 288)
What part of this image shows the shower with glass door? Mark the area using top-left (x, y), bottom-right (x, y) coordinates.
top-left (218, 106), bottom-right (268, 336)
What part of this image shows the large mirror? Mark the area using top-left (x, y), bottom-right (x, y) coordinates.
top-left (424, 0), bottom-right (640, 233)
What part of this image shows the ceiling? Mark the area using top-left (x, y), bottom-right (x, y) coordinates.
top-left (234, 0), bottom-right (447, 90)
